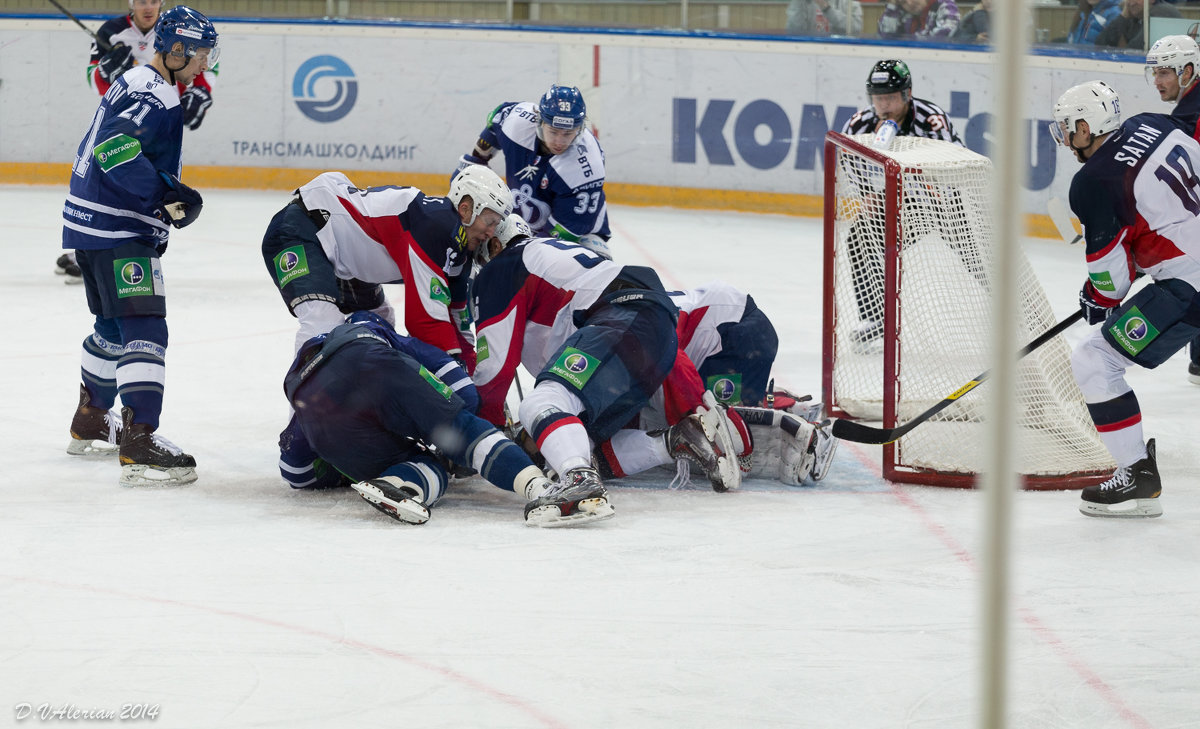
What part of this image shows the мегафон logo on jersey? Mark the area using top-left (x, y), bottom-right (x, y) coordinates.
top-left (292, 55), bottom-right (358, 123)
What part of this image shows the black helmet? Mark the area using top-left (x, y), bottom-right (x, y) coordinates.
top-left (866, 60), bottom-right (913, 96)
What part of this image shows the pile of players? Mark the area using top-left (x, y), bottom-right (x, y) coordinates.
top-left (59, 29), bottom-right (838, 526)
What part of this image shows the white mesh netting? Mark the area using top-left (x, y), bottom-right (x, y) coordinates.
top-left (827, 135), bottom-right (1114, 481)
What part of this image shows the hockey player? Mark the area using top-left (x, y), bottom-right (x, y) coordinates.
top-left (261, 166), bottom-right (512, 363)
top-left (63, 6), bottom-right (217, 487)
top-left (670, 281), bottom-right (779, 408)
top-left (57, 0), bottom-right (217, 286)
top-left (1145, 35), bottom-right (1200, 385)
top-left (278, 312), bottom-right (601, 527)
top-left (472, 215), bottom-right (743, 512)
top-left (1050, 80), bottom-right (1200, 518)
top-left (453, 84), bottom-right (611, 249)
top-left (842, 60), bottom-right (964, 345)
top-left (87, 0), bottom-right (216, 130)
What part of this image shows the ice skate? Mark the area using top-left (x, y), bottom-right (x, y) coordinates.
top-left (118, 408), bottom-right (197, 487)
top-left (55, 252), bottom-right (83, 285)
top-left (1189, 361), bottom-right (1200, 386)
top-left (663, 392), bottom-right (741, 492)
top-left (524, 466), bottom-right (614, 527)
top-left (352, 476), bottom-right (431, 525)
top-left (1079, 439), bottom-right (1162, 519)
top-left (67, 384), bottom-right (121, 457)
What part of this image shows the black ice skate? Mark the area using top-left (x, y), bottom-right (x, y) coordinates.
top-left (351, 477), bottom-right (431, 525)
top-left (118, 407), bottom-right (197, 487)
top-left (1079, 439), bottom-right (1162, 519)
top-left (55, 253), bottom-right (83, 284)
top-left (524, 466), bottom-right (614, 527)
top-left (67, 384), bottom-right (122, 457)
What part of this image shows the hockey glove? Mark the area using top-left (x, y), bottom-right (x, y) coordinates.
top-left (180, 86), bottom-right (213, 131)
top-left (449, 154), bottom-right (489, 186)
top-left (1079, 281), bottom-right (1116, 325)
top-left (577, 234), bottom-right (614, 261)
top-left (156, 171), bottom-right (204, 229)
top-left (97, 43), bottom-right (134, 83)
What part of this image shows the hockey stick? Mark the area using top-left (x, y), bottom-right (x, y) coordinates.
top-left (46, 0), bottom-right (112, 52)
top-left (830, 310), bottom-right (1085, 445)
top-left (1047, 197), bottom-right (1082, 245)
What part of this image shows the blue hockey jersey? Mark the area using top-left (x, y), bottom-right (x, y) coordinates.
top-left (63, 64), bottom-right (181, 251)
top-left (474, 101), bottom-right (610, 240)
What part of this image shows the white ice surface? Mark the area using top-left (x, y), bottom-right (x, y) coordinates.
top-left (2, 185), bottom-right (1198, 728)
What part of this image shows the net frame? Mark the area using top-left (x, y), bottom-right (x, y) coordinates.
top-left (821, 132), bottom-right (1113, 490)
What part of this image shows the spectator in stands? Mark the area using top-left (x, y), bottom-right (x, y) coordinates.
top-left (951, 0), bottom-right (991, 42)
top-left (1094, 0), bottom-right (1181, 49)
top-left (878, 0), bottom-right (961, 41)
top-left (787, 0), bottom-right (864, 36)
top-left (1063, 0), bottom-right (1122, 44)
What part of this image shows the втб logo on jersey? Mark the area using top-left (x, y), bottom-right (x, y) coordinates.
top-left (293, 55), bottom-right (358, 123)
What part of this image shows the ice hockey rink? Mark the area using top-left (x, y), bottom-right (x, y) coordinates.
top-left (2, 184), bottom-right (1198, 728)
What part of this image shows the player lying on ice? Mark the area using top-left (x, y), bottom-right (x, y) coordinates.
top-left (276, 311), bottom-right (611, 528)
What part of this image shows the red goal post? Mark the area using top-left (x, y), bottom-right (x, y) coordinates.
top-left (820, 131), bottom-right (1113, 489)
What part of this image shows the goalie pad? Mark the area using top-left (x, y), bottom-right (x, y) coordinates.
top-left (733, 406), bottom-right (838, 485)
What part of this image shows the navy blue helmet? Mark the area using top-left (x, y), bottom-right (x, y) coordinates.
top-left (538, 85), bottom-right (587, 131)
top-left (154, 6), bottom-right (219, 63)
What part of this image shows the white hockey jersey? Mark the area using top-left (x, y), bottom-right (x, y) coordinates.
top-left (471, 237), bottom-right (621, 425)
top-left (296, 172), bottom-right (472, 356)
top-left (670, 281), bottom-right (750, 367)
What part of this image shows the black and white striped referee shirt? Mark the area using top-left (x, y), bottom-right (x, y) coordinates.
top-left (841, 97), bottom-right (964, 146)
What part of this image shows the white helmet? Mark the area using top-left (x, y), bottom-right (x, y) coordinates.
top-left (448, 165), bottom-right (513, 226)
top-left (477, 213), bottom-right (532, 265)
top-left (1145, 35), bottom-right (1200, 89)
top-left (1050, 81), bottom-right (1121, 147)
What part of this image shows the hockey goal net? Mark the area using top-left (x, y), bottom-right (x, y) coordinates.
top-left (821, 132), bottom-right (1114, 489)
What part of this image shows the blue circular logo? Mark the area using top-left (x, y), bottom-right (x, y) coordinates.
top-left (121, 262), bottom-right (144, 285)
top-left (565, 353), bottom-right (589, 373)
top-left (293, 55), bottom-right (358, 123)
top-left (713, 378), bottom-right (736, 402)
top-left (1124, 317), bottom-right (1149, 341)
top-left (281, 251), bottom-right (300, 272)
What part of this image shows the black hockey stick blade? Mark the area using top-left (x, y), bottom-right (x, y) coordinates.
top-left (830, 309), bottom-right (1085, 445)
top-left (46, 0), bottom-right (112, 51)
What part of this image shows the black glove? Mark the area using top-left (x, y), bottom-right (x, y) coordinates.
top-left (156, 171), bottom-right (204, 229)
top-left (180, 86), bottom-right (213, 131)
top-left (97, 43), bottom-right (134, 83)
top-left (1079, 281), bottom-right (1115, 325)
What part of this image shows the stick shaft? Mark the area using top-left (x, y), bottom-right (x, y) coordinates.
top-left (830, 310), bottom-right (1084, 445)
top-left (46, 0), bottom-right (112, 52)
